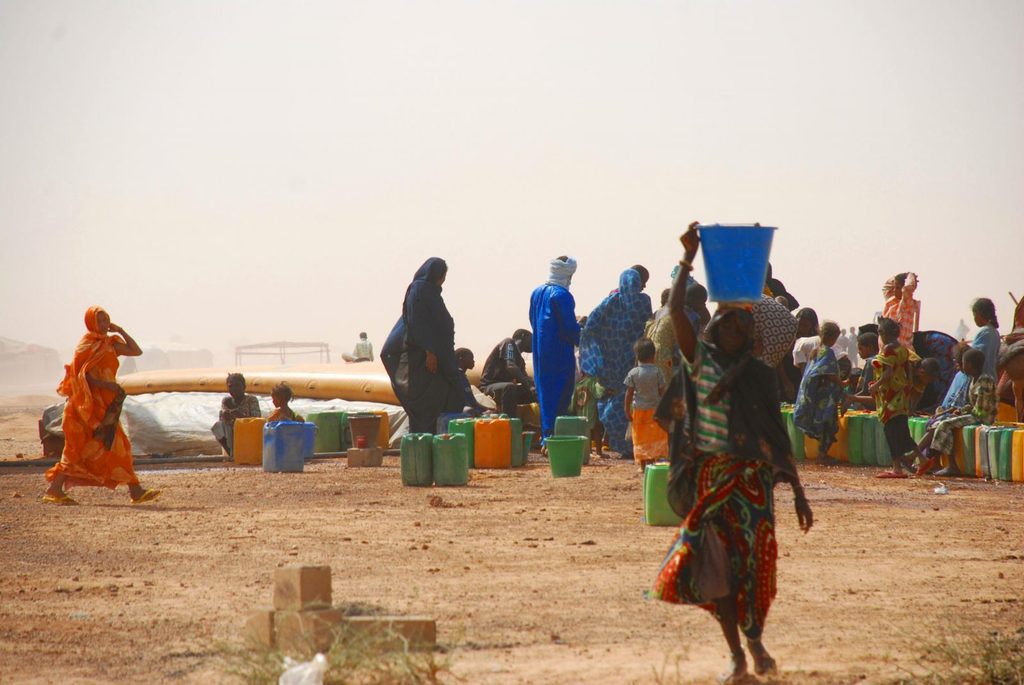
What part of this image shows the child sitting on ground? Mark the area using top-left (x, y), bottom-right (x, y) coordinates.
top-left (212, 373), bottom-right (262, 456)
top-left (572, 371), bottom-right (606, 457)
top-left (624, 338), bottom-right (668, 472)
top-left (455, 348), bottom-right (490, 416)
top-left (267, 382), bottom-right (304, 422)
top-left (794, 321), bottom-right (844, 465)
top-left (870, 318), bottom-right (924, 478)
top-left (913, 349), bottom-right (996, 477)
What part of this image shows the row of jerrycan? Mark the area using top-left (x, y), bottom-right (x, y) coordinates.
top-left (444, 415), bottom-right (533, 470)
top-left (781, 405), bottom-right (1024, 481)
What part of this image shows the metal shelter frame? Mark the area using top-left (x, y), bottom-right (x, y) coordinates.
top-left (234, 341), bottom-right (331, 365)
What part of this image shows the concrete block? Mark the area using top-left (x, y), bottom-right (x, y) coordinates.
top-left (345, 616), bottom-right (436, 651)
top-left (243, 608), bottom-right (275, 648)
top-left (273, 565), bottom-right (332, 611)
top-left (347, 447), bottom-right (383, 467)
top-left (275, 608), bottom-right (345, 654)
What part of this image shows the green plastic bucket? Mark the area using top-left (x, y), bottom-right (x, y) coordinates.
top-left (448, 418), bottom-right (476, 468)
top-left (510, 418), bottom-right (526, 467)
top-left (643, 464), bottom-right (683, 526)
top-left (547, 436), bottom-right (586, 478)
top-left (306, 411), bottom-right (344, 453)
top-left (432, 434), bottom-right (469, 486)
top-left (400, 434), bottom-right (434, 486)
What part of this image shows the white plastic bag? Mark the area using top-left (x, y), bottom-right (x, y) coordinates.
top-left (279, 653), bottom-right (328, 685)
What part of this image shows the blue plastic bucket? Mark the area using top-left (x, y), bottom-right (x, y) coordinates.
top-left (263, 421), bottom-right (316, 473)
top-left (698, 224), bottom-right (776, 303)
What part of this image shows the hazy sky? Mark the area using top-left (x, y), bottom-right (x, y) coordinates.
top-left (2, 0), bottom-right (1022, 364)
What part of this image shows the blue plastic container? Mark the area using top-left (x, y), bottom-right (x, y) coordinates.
top-left (263, 421), bottom-right (316, 473)
top-left (698, 224), bottom-right (776, 303)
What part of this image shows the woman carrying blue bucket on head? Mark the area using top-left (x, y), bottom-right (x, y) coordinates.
top-left (651, 221), bottom-right (811, 684)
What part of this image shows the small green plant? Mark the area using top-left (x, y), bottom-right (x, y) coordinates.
top-left (893, 628), bottom-right (1024, 685)
top-left (221, 621), bottom-right (457, 685)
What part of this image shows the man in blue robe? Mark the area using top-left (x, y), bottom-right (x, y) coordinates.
top-left (529, 257), bottom-right (581, 440)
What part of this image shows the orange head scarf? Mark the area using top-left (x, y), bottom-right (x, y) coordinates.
top-left (84, 306), bottom-right (108, 336)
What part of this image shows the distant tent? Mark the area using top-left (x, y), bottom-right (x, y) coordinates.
top-left (0, 337), bottom-right (62, 387)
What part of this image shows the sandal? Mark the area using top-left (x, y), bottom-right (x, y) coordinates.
top-left (876, 470), bottom-right (909, 479)
top-left (130, 489), bottom-right (162, 505)
top-left (914, 456), bottom-right (938, 477)
top-left (41, 492), bottom-right (79, 506)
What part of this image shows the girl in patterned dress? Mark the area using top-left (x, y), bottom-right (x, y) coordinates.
top-left (650, 223), bottom-right (813, 684)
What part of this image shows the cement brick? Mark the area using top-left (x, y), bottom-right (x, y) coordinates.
top-left (347, 447), bottom-right (383, 467)
top-left (275, 608), bottom-right (345, 654)
top-left (273, 565), bottom-right (332, 611)
top-left (243, 608), bottom-right (275, 648)
top-left (345, 616), bottom-right (436, 651)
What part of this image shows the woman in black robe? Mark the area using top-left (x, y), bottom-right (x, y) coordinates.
top-left (381, 258), bottom-right (463, 434)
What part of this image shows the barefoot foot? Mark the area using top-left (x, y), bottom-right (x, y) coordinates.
top-left (717, 651), bottom-right (748, 684)
top-left (747, 638), bottom-right (778, 676)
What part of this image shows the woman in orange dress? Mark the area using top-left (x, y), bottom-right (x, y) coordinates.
top-left (43, 306), bottom-right (160, 505)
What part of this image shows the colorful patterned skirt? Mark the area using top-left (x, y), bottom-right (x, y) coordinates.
top-left (650, 454), bottom-right (777, 640)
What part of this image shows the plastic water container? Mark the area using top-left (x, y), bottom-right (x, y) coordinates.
top-left (509, 418), bottom-right (526, 467)
top-left (400, 434), bottom-right (434, 486)
top-left (474, 418), bottom-right (512, 469)
top-left (554, 415), bottom-right (589, 437)
top-left (306, 411), bottom-right (344, 453)
top-left (975, 427), bottom-right (987, 477)
top-left (873, 417), bottom-right (892, 467)
top-left (233, 417), bottom-right (266, 465)
top-left (835, 414), bottom-right (849, 461)
top-left (643, 464), bottom-right (683, 526)
top-left (555, 415), bottom-right (591, 464)
top-left (803, 434), bottom-right (820, 460)
top-left (432, 433), bottom-right (469, 486)
top-left (908, 417), bottom-right (928, 443)
top-left (962, 425), bottom-right (978, 476)
top-left (547, 436), bottom-right (586, 478)
top-left (348, 413), bottom-right (382, 450)
top-left (951, 426), bottom-right (965, 472)
top-left (448, 418), bottom-right (476, 468)
top-left (782, 408), bottom-right (805, 460)
top-left (996, 428), bottom-right (1014, 481)
top-left (698, 224), bottom-right (776, 303)
top-left (263, 421), bottom-right (315, 472)
top-left (847, 413), bottom-right (865, 465)
top-left (1012, 429), bottom-right (1024, 482)
top-left (522, 431), bottom-right (536, 458)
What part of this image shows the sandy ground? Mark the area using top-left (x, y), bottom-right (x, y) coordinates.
top-left (0, 396), bottom-right (58, 461)
top-left (1, 404), bottom-right (1022, 685)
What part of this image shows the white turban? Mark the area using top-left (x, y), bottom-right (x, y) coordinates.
top-left (547, 257), bottom-right (577, 288)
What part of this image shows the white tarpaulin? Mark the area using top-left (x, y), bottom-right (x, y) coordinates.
top-left (121, 392), bottom-right (408, 456)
